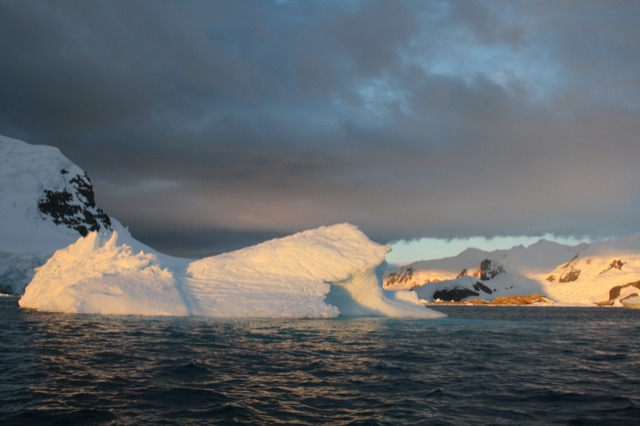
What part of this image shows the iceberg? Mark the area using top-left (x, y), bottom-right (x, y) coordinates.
top-left (19, 224), bottom-right (444, 318)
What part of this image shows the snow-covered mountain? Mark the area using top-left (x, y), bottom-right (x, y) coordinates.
top-left (19, 224), bottom-right (443, 318)
top-left (0, 135), bottom-right (114, 293)
top-left (384, 237), bottom-right (640, 307)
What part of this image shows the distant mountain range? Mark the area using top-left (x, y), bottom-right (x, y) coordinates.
top-left (384, 236), bottom-right (640, 307)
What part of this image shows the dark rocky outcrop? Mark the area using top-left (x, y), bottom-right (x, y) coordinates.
top-left (38, 170), bottom-right (111, 237)
top-left (472, 281), bottom-right (493, 294)
top-left (599, 259), bottom-right (625, 275)
top-left (480, 259), bottom-right (505, 280)
top-left (433, 288), bottom-right (479, 302)
top-left (559, 267), bottom-right (581, 283)
top-left (385, 266), bottom-right (414, 287)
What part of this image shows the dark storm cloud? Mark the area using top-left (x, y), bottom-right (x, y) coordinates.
top-left (2, 0), bottom-right (640, 257)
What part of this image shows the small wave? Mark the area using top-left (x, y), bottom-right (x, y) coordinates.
top-left (158, 361), bottom-right (213, 380)
top-left (3, 408), bottom-right (117, 426)
top-left (2, 305), bottom-right (639, 425)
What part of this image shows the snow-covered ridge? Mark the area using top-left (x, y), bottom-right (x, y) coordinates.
top-left (385, 235), bottom-right (640, 307)
top-left (1, 135), bottom-right (114, 293)
top-left (20, 225), bottom-right (444, 318)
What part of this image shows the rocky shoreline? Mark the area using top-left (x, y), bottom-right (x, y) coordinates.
top-left (422, 294), bottom-right (553, 306)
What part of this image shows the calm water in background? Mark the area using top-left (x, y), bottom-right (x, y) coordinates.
top-left (1, 296), bottom-right (639, 425)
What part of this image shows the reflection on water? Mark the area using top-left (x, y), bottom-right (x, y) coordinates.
top-left (2, 297), bottom-right (640, 425)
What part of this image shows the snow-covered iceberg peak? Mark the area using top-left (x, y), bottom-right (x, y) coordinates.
top-left (19, 231), bottom-right (186, 316)
top-left (19, 224), bottom-right (444, 318)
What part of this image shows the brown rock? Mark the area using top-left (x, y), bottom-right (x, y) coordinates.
top-left (559, 268), bottom-right (580, 283)
top-left (490, 294), bottom-right (552, 305)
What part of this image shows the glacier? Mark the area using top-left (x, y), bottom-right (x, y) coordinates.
top-left (19, 224), bottom-right (444, 318)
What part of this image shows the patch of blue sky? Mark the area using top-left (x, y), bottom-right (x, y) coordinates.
top-left (424, 40), bottom-right (565, 103)
top-left (356, 78), bottom-right (411, 117)
top-left (387, 234), bottom-right (590, 265)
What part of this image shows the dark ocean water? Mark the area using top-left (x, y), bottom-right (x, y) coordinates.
top-left (1, 296), bottom-right (639, 425)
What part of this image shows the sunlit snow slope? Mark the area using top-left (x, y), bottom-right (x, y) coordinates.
top-left (385, 237), bottom-right (640, 307)
top-left (19, 225), bottom-right (443, 318)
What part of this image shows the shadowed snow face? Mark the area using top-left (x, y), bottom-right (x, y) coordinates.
top-left (2, 1), bottom-right (640, 256)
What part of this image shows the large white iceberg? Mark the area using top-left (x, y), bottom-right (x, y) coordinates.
top-left (19, 224), bottom-right (444, 318)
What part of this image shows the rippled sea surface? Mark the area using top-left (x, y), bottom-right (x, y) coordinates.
top-left (1, 297), bottom-right (640, 425)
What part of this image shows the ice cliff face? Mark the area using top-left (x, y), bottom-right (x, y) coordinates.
top-left (19, 225), bottom-right (444, 318)
top-left (0, 135), bottom-right (113, 293)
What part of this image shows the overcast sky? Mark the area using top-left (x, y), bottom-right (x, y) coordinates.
top-left (2, 0), bottom-right (640, 258)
